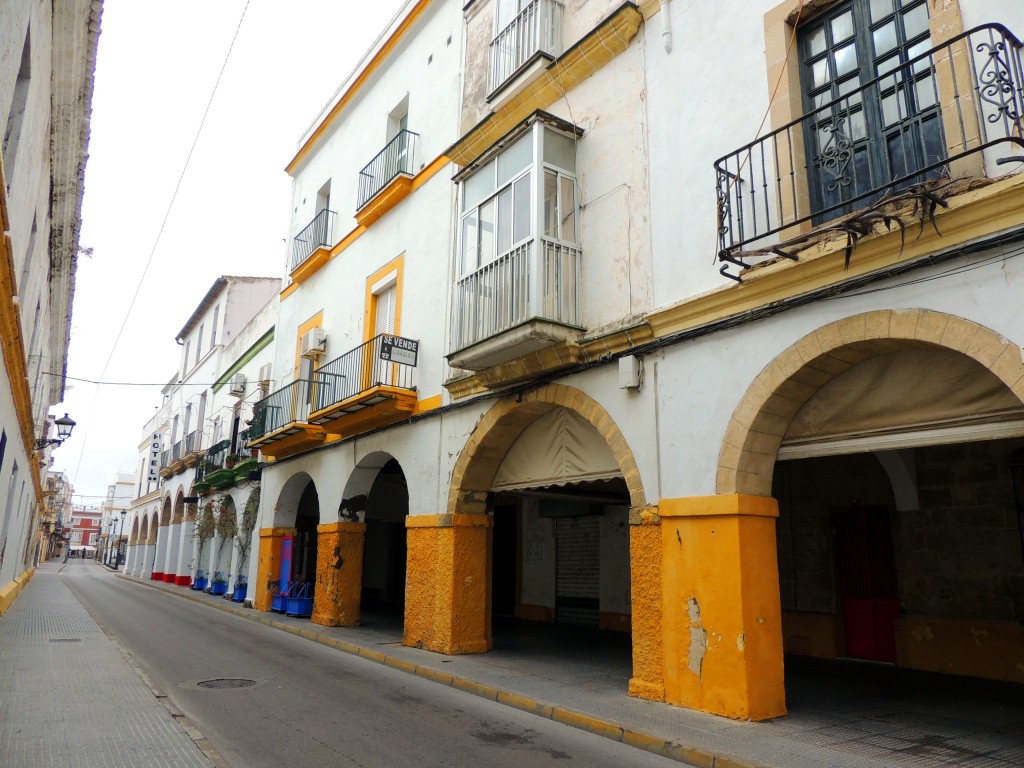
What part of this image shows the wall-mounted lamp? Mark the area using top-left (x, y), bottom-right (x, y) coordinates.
top-left (35, 413), bottom-right (76, 450)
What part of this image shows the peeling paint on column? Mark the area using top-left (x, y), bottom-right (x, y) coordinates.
top-left (687, 597), bottom-right (707, 679)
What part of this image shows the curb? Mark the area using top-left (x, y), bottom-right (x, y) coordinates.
top-left (117, 573), bottom-right (768, 768)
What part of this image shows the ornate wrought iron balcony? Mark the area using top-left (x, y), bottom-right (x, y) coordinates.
top-left (489, 0), bottom-right (564, 94)
top-left (714, 24), bottom-right (1024, 280)
top-left (289, 208), bottom-right (337, 273)
top-left (357, 130), bottom-right (418, 210)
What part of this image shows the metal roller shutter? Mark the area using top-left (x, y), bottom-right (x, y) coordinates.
top-left (555, 515), bottom-right (599, 626)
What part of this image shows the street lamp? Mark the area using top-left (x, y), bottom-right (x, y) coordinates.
top-left (115, 509), bottom-right (127, 569)
top-left (35, 413), bottom-right (76, 450)
top-left (106, 520), bottom-right (116, 565)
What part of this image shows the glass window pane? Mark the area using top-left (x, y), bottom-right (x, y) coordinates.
top-left (496, 0), bottom-right (518, 30)
top-left (497, 132), bottom-right (532, 187)
top-left (908, 39), bottom-right (931, 73)
top-left (811, 57), bottom-right (832, 88)
top-left (543, 171), bottom-right (557, 238)
top-left (876, 53), bottom-right (902, 76)
top-left (496, 187), bottom-right (512, 255)
top-left (882, 90), bottom-right (908, 125)
top-left (837, 75), bottom-right (862, 97)
top-left (806, 26), bottom-right (826, 57)
top-left (479, 199), bottom-right (496, 266)
top-left (849, 110), bottom-right (867, 141)
top-left (870, 0), bottom-right (893, 23)
top-left (834, 42), bottom-right (858, 78)
top-left (902, 4), bottom-right (929, 40)
top-left (915, 74), bottom-right (937, 110)
top-left (513, 173), bottom-right (531, 243)
top-left (831, 11), bottom-right (854, 43)
top-left (874, 21), bottom-right (898, 55)
top-left (543, 129), bottom-right (576, 171)
top-left (461, 212), bottom-right (478, 274)
top-left (463, 159), bottom-right (495, 212)
top-left (559, 176), bottom-right (576, 243)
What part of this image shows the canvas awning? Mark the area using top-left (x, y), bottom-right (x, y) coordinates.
top-left (491, 408), bottom-right (622, 492)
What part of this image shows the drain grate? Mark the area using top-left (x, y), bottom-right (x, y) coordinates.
top-left (49, 638), bottom-right (81, 643)
top-left (195, 678), bottom-right (257, 690)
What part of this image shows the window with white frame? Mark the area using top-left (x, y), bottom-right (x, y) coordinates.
top-left (453, 117), bottom-right (581, 352)
top-left (458, 122), bottom-right (577, 277)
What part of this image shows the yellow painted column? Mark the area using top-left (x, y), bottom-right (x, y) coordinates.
top-left (404, 513), bottom-right (492, 654)
top-left (255, 527), bottom-right (296, 612)
top-left (312, 522), bottom-right (366, 627)
top-left (628, 506), bottom-right (665, 701)
top-left (659, 494), bottom-right (786, 721)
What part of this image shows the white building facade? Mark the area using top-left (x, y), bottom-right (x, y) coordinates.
top-left (0, 0), bottom-right (101, 612)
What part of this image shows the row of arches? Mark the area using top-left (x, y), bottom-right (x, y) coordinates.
top-left (124, 310), bottom-right (1024, 721)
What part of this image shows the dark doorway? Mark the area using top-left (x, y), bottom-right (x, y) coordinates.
top-left (492, 502), bottom-right (518, 618)
top-left (362, 459), bottom-right (408, 610)
top-left (294, 483), bottom-right (320, 597)
top-left (833, 505), bottom-right (899, 662)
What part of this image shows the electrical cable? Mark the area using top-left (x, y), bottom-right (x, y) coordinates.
top-left (69, 1), bottom-right (252, 488)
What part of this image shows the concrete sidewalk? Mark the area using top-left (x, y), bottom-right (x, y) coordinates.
top-left (0, 561), bottom-right (217, 768)
top-left (126, 572), bottom-right (1024, 768)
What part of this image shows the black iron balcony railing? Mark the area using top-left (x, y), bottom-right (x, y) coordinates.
top-left (489, 0), bottom-right (564, 94)
top-left (312, 334), bottom-right (416, 413)
top-left (289, 208), bottom-right (337, 273)
top-left (185, 430), bottom-right (199, 455)
top-left (171, 440), bottom-right (182, 462)
top-left (159, 448), bottom-right (170, 470)
top-left (248, 379), bottom-right (314, 441)
top-left (715, 24), bottom-right (1024, 280)
top-left (357, 130), bottom-right (418, 210)
top-left (206, 439), bottom-right (231, 472)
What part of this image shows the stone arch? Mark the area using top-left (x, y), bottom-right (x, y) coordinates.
top-left (172, 489), bottom-right (185, 524)
top-left (129, 515), bottom-right (140, 545)
top-left (274, 472), bottom-right (318, 527)
top-left (159, 497), bottom-right (172, 527)
top-left (718, 309), bottom-right (1024, 497)
top-left (448, 383), bottom-right (647, 515)
top-left (340, 451), bottom-right (401, 522)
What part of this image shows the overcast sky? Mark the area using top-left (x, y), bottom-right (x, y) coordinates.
top-left (54, 0), bottom-right (408, 504)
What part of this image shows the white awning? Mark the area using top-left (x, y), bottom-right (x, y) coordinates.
top-left (491, 408), bottom-right (622, 492)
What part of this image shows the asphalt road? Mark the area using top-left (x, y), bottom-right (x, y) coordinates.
top-left (65, 562), bottom-right (678, 768)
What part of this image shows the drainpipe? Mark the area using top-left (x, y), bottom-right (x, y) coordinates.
top-left (660, 0), bottom-right (673, 53)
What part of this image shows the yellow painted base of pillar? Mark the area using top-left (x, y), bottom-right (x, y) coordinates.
top-left (312, 522), bottom-right (366, 627)
top-left (629, 507), bottom-right (665, 701)
top-left (0, 567), bottom-right (34, 615)
top-left (404, 513), bottom-right (492, 655)
top-left (659, 495), bottom-right (786, 721)
top-left (255, 527), bottom-right (296, 612)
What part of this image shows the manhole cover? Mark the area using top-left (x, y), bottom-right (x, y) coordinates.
top-left (196, 678), bottom-right (257, 690)
top-left (49, 638), bottom-right (81, 643)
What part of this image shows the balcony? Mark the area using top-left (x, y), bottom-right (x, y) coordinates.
top-left (183, 430), bottom-right (203, 467)
top-left (308, 334), bottom-right (418, 435)
top-left (714, 24), bottom-right (1024, 282)
top-left (355, 130), bottom-right (419, 227)
top-left (449, 236), bottom-right (581, 371)
top-left (246, 379), bottom-right (328, 460)
top-left (289, 208), bottom-right (337, 276)
top-left (489, 0), bottom-right (564, 96)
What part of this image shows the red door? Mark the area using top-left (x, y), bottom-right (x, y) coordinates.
top-left (833, 506), bottom-right (900, 662)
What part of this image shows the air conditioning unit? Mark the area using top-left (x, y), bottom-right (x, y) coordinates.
top-left (300, 327), bottom-right (326, 359)
top-left (258, 362), bottom-right (273, 385)
top-left (228, 373), bottom-right (246, 397)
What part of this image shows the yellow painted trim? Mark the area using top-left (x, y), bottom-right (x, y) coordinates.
top-left (364, 254), bottom-right (404, 342)
top-left (279, 156), bottom-right (449, 301)
top-left (447, 5), bottom-right (643, 168)
top-left (259, 527), bottom-right (297, 539)
top-left (286, 0), bottom-right (434, 174)
top-left (649, 173), bottom-right (1024, 339)
top-left (659, 494), bottom-right (779, 519)
top-left (354, 175), bottom-right (414, 228)
top-left (295, 310), bottom-right (324, 380)
top-left (0, 567), bottom-right (34, 616)
top-left (0, 187), bottom-right (45, 506)
top-left (288, 245), bottom-right (332, 286)
top-left (415, 394), bottom-right (442, 413)
top-left (405, 513), bottom-right (493, 529)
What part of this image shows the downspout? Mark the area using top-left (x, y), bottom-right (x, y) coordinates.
top-left (660, 0), bottom-right (673, 53)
